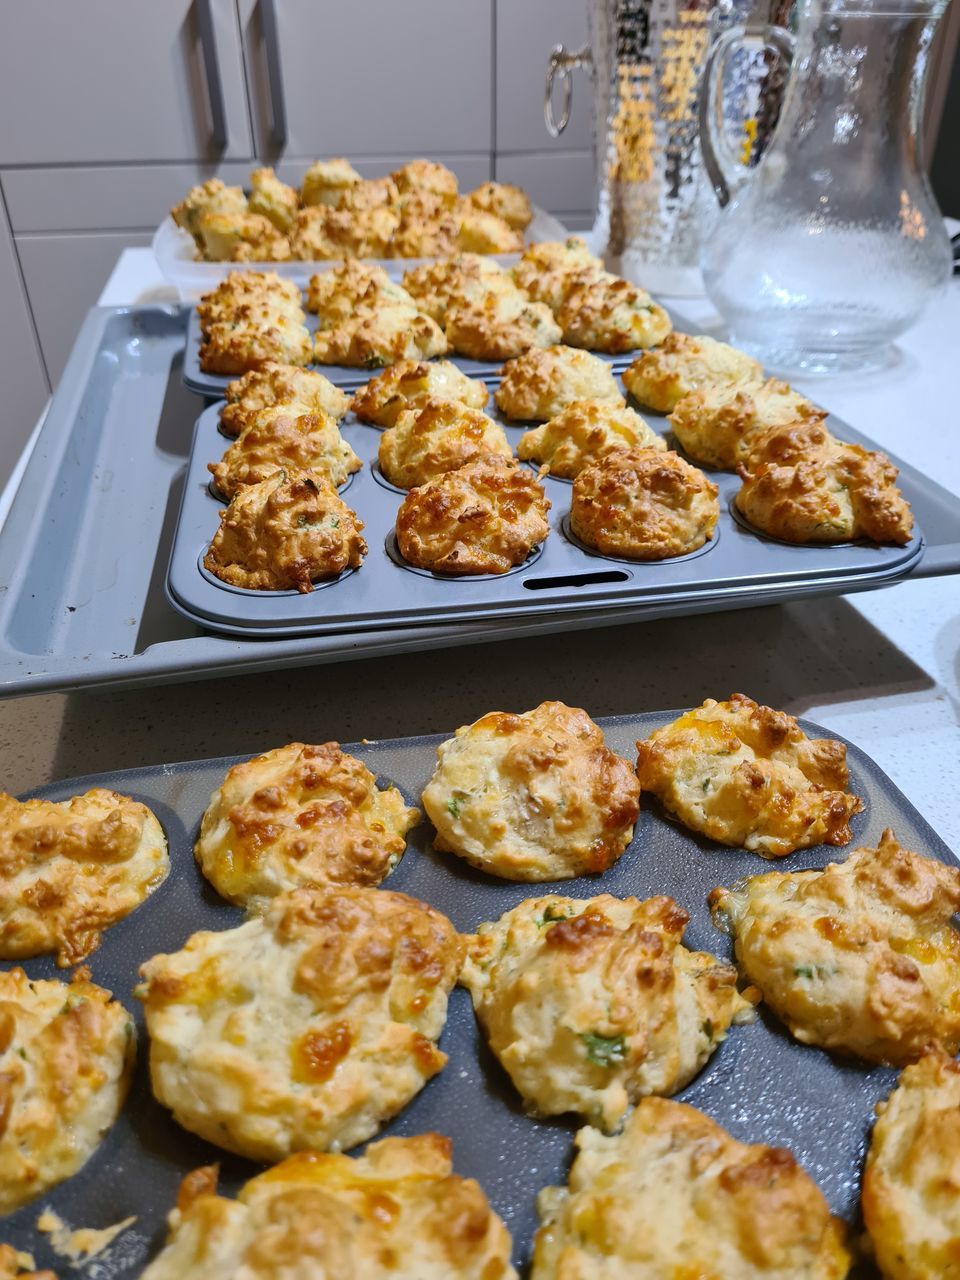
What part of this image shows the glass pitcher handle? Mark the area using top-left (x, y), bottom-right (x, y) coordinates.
top-left (544, 44), bottom-right (592, 138)
top-left (699, 24), bottom-right (796, 207)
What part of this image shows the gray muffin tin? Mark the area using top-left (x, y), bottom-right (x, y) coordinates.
top-left (165, 388), bottom-right (925, 638)
top-left (3, 710), bottom-right (952, 1277)
top-left (1, 304), bottom-right (958, 698)
top-left (182, 304), bottom-right (640, 396)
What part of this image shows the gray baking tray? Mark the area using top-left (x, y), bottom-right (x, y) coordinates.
top-left (3, 710), bottom-right (952, 1277)
top-left (165, 393), bottom-right (924, 638)
top-left (0, 304), bottom-right (958, 698)
top-left (182, 304), bottom-right (643, 398)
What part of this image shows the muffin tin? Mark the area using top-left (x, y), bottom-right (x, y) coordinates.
top-left (165, 388), bottom-right (925, 639)
top-left (182, 304), bottom-right (640, 396)
top-left (4, 711), bottom-right (951, 1276)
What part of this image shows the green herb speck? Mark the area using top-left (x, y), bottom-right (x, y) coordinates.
top-left (580, 1032), bottom-right (627, 1068)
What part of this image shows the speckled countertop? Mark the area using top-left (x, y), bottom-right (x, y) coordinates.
top-left (0, 253), bottom-right (956, 847)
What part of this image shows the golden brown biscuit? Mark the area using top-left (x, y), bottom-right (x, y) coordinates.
top-left (446, 292), bottom-right (562, 361)
top-left (289, 205), bottom-right (399, 260)
top-left (300, 157), bottom-right (361, 207)
top-left (512, 237), bottom-right (605, 311)
top-left (305, 260), bottom-right (415, 325)
top-left (636, 693), bottom-right (863, 857)
top-left (396, 455), bottom-right (550, 575)
top-left (402, 254), bottom-right (519, 325)
top-left (335, 176), bottom-right (400, 213)
top-left (391, 159), bottom-right (460, 201)
top-left (221, 363), bottom-right (350, 436)
top-left (517, 400), bottom-right (665, 479)
top-left (571, 447), bottom-right (720, 559)
top-left (460, 893), bottom-right (754, 1129)
top-left (495, 345), bottom-right (624, 421)
top-left (622, 332), bottom-right (764, 413)
top-left (0, 968), bottom-right (135, 1213)
top-left (669, 376), bottom-right (826, 469)
top-left (388, 192), bottom-right (460, 259)
top-left (208, 407), bottom-right (361, 499)
top-left (171, 178), bottom-right (247, 244)
top-left (457, 209), bottom-right (524, 254)
top-left (422, 701), bottom-right (639, 880)
top-left (557, 273), bottom-right (673, 353)
top-left (351, 359), bottom-right (489, 428)
top-left (863, 1048), bottom-right (960, 1278)
top-left (378, 398), bottom-right (512, 489)
top-left (197, 211), bottom-right (291, 263)
top-left (464, 181), bottom-right (533, 231)
top-left (204, 468), bottom-right (367, 592)
top-left (196, 271), bottom-right (303, 331)
top-left (736, 425), bottom-right (914, 545)
top-left (199, 313), bottom-right (313, 375)
top-left (0, 788), bottom-right (168, 966)
top-left (709, 829), bottom-right (960, 1065)
top-left (141, 1135), bottom-right (517, 1280)
top-left (196, 742), bottom-right (419, 912)
top-left (247, 166), bottom-right (299, 233)
top-left (136, 886), bottom-right (463, 1161)
top-left (314, 304), bottom-right (449, 368)
top-left (531, 1098), bottom-right (851, 1278)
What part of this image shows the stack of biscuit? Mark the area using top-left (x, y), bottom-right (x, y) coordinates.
top-left (172, 159), bottom-right (533, 263)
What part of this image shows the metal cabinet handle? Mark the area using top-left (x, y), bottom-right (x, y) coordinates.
top-left (544, 43), bottom-right (592, 138)
top-left (261, 0), bottom-right (288, 150)
top-left (196, 0), bottom-right (228, 149)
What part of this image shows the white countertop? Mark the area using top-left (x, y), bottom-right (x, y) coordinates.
top-left (0, 248), bottom-right (956, 850)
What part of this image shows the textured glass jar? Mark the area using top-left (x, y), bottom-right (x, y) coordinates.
top-left (699, 0), bottom-right (952, 375)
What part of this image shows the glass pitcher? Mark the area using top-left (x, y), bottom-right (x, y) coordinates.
top-left (699, 0), bottom-right (952, 375)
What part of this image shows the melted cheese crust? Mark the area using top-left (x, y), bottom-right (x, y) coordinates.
top-left (196, 741), bottom-right (420, 912)
top-left (208, 407), bottom-right (361, 499)
top-left (636, 693), bottom-right (862, 857)
top-left (137, 887), bottom-right (463, 1162)
top-left (0, 968), bottom-right (134, 1213)
top-left (710, 829), bottom-right (960, 1065)
top-left (863, 1049), bottom-right (960, 1278)
top-left (422, 701), bottom-right (640, 880)
top-left (495, 346), bottom-right (624, 422)
top-left (248, 167), bottom-right (298, 233)
top-left (402, 255), bottom-right (519, 325)
top-left (204, 468), bottom-right (367, 593)
top-left (142, 1135), bottom-right (516, 1280)
top-left (0, 788), bottom-right (168, 966)
top-left (460, 893), bottom-right (754, 1129)
top-left (557, 275), bottom-right (672, 354)
top-left (221, 363), bottom-right (350, 437)
top-left (300, 157), bottom-right (361, 208)
top-left (531, 1098), bottom-right (851, 1278)
top-left (314, 305), bottom-right (448, 368)
top-left (379, 398), bottom-right (513, 489)
top-left (445, 293), bottom-right (561, 362)
top-left (305, 261), bottom-right (416, 327)
top-left (395, 455), bottom-right (550, 575)
top-left (735, 423), bottom-right (914, 545)
top-left (351, 360), bottom-right (489, 428)
top-left (622, 332), bottom-right (763, 413)
top-left (570, 447), bottom-right (719, 559)
top-left (464, 182), bottom-right (533, 231)
top-left (517, 401), bottom-right (665, 479)
top-left (669, 377), bottom-right (826, 470)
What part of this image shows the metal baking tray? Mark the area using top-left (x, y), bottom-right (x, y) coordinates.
top-left (165, 394), bottom-right (924, 638)
top-left (1, 304), bottom-right (958, 699)
top-left (182, 305), bottom-right (641, 398)
top-left (4, 711), bottom-right (950, 1277)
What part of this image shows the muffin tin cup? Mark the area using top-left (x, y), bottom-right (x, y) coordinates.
top-left (165, 393), bottom-right (924, 640)
top-left (5, 714), bottom-right (953, 1275)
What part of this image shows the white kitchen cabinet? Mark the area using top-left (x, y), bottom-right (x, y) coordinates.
top-left (236, 0), bottom-right (493, 161)
top-left (0, 203), bottom-right (49, 487)
top-left (0, 0), bottom-right (252, 164)
top-left (496, 0), bottom-right (592, 154)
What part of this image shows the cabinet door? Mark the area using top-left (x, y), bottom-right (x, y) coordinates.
top-left (237, 0), bottom-right (493, 160)
top-left (0, 207), bottom-right (49, 490)
top-left (16, 232), bottom-right (153, 386)
top-left (496, 0), bottom-right (592, 153)
top-left (0, 0), bottom-right (252, 164)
